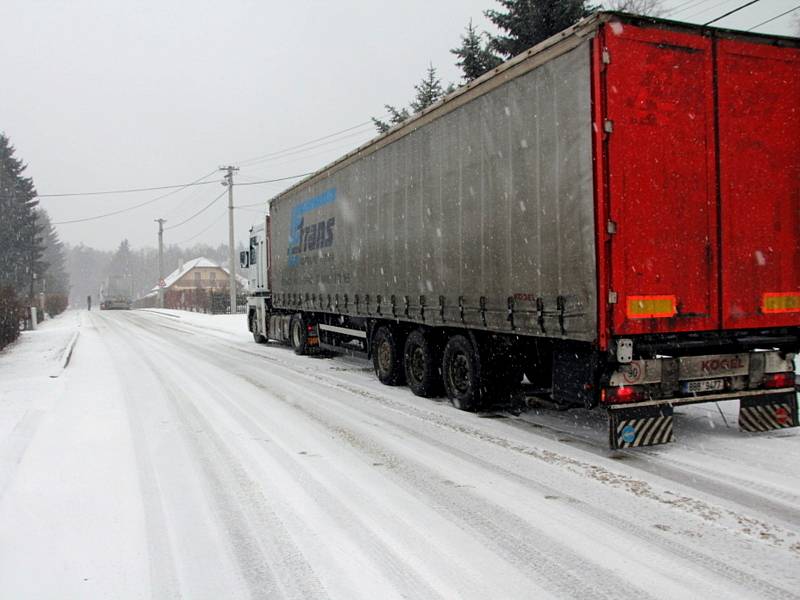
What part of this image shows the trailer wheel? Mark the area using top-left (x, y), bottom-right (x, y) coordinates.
top-left (290, 314), bottom-right (307, 355)
top-left (404, 329), bottom-right (443, 397)
top-left (250, 312), bottom-right (266, 344)
top-left (372, 326), bottom-right (406, 385)
top-left (442, 335), bottom-right (481, 411)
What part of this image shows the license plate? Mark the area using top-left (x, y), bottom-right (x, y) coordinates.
top-left (682, 379), bottom-right (724, 394)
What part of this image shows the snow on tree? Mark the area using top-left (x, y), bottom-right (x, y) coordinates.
top-left (485, 0), bottom-right (597, 59)
top-left (451, 20), bottom-right (502, 82)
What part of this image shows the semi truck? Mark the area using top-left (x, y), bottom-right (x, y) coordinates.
top-left (243, 12), bottom-right (799, 449)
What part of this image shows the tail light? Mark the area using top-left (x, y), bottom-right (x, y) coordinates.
top-left (602, 385), bottom-right (646, 404)
top-left (763, 372), bottom-right (796, 389)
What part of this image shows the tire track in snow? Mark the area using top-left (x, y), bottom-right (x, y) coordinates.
top-left (111, 320), bottom-right (328, 600)
top-left (188, 376), bottom-right (462, 600)
top-left (122, 312), bottom-right (800, 599)
top-left (122, 312), bottom-right (643, 599)
top-left (118, 313), bottom-right (525, 598)
top-left (101, 334), bottom-right (182, 600)
top-left (0, 410), bottom-right (45, 500)
top-left (503, 414), bottom-right (800, 525)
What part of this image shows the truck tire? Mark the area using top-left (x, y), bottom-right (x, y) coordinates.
top-left (290, 314), bottom-right (307, 355)
top-left (372, 326), bottom-right (406, 385)
top-left (442, 334), bottom-right (481, 411)
top-left (404, 329), bottom-right (442, 397)
top-left (250, 312), bottom-right (266, 344)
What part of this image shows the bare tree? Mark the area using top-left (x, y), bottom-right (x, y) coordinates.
top-left (606, 0), bottom-right (667, 17)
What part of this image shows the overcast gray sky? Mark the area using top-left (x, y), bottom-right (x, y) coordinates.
top-left (2, 0), bottom-right (797, 251)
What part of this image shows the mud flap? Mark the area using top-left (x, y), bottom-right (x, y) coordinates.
top-left (608, 404), bottom-right (674, 449)
top-left (739, 392), bottom-right (798, 433)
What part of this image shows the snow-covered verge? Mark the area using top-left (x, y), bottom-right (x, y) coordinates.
top-left (1, 308), bottom-right (798, 599)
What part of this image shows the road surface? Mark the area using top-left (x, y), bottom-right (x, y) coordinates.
top-left (1, 309), bottom-right (798, 599)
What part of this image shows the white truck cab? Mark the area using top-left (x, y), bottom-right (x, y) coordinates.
top-left (241, 218), bottom-right (271, 342)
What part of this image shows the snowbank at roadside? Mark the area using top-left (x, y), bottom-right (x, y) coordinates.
top-left (135, 308), bottom-right (248, 342)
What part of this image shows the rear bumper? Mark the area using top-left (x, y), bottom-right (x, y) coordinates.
top-left (607, 387), bottom-right (795, 409)
top-left (607, 389), bottom-right (797, 449)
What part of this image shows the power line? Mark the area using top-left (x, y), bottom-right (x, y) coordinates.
top-left (52, 170), bottom-right (218, 225)
top-left (704, 0), bottom-right (762, 25)
top-left (39, 169), bottom-right (219, 197)
top-left (239, 138), bottom-right (371, 181)
top-left (670, 0), bottom-right (726, 17)
top-left (235, 172), bottom-right (314, 186)
top-left (237, 119), bottom-right (378, 168)
top-left (165, 189), bottom-right (227, 231)
top-left (748, 5), bottom-right (800, 29)
top-left (682, 0), bottom-right (738, 19)
top-left (235, 201), bottom-right (267, 209)
top-left (237, 128), bottom-right (375, 172)
top-left (50, 171), bottom-right (309, 225)
top-left (174, 209), bottom-right (228, 245)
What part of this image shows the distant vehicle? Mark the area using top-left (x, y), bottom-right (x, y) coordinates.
top-left (100, 275), bottom-right (132, 310)
top-left (243, 12), bottom-right (799, 449)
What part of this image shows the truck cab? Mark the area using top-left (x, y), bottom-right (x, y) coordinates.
top-left (242, 218), bottom-right (271, 342)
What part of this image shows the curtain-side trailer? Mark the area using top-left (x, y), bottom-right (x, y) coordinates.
top-left (244, 12), bottom-right (799, 449)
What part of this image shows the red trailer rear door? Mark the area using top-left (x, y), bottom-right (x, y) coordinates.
top-left (716, 39), bottom-right (800, 329)
top-left (604, 24), bottom-right (719, 335)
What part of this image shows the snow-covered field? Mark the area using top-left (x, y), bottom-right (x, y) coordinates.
top-left (1, 309), bottom-right (798, 599)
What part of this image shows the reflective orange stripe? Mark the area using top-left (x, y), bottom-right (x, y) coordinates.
top-left (762, 292), bottom-right (800, 314)
top-left (626, 295), bottom-right (677, 319)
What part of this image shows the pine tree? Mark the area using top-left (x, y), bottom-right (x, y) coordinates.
top-left (451, 20), bottom-right (502, 82)
top-left (372, 105), bottom-right (411, 134)
top-left (372, 64), bottom-right (451, 133)
top-left (485, 0), bottom-right (596, 59)
top-left (605, 0), bottom-right (665, 16)
top-left (410, 64), bottom-right (446, 113)
top-left (0, 133), bottom-right (44, 299)
top-left (35, 209), bottom-right (69, 295)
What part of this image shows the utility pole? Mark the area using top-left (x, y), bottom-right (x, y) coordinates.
top-left (155, 218), bottom-right (166, 308)
top-left (220, 165), bottom-right (239, 314)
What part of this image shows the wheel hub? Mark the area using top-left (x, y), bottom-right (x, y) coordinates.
top-left (450, 353), bottom-right (471, 394)
top-left (377, 341), bottom-right (392, 372)
top-left (409, 346), bottom-right (425, 382)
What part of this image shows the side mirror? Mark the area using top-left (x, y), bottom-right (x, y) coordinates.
top-left (239, 250), bottom-right (250, 268)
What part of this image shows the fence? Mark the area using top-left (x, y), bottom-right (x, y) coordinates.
top-left (134, 288), bottom-right (247, 314)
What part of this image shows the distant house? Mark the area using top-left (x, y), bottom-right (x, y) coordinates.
top-left (150, 257), bottom-right (247, 294)
top-left (135, 257), bottom-right (248, 311)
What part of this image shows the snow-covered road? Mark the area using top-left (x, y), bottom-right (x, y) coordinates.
top-left (1, 309), bottom-right (799, 599)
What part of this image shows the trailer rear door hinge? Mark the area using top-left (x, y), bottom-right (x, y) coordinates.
top-left (607, 220), bottom-right (617, 234)
top-left (608, 291), bottom-right (618, 304)
top-left (602, 48), bottom-right (611, 64)
top-left (603, 119), bottom-right (614, 133)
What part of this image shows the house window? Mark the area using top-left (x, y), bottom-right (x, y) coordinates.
top-left (210, 272), bottom-right (216, 284)
top-left (194, 271), bottom-right (201, 287)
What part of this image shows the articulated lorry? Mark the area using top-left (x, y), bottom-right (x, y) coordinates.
top-left (244, 12), bottom-right (799, 448)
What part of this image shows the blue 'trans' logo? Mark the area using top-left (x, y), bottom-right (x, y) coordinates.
top-left (288, 188), bottom-right (336, 267)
